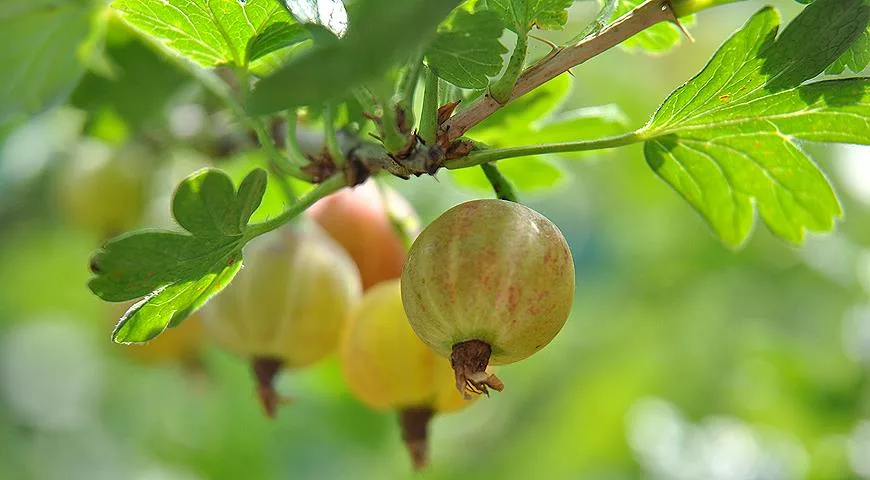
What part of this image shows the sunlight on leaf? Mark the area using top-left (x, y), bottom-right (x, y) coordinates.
top-left (284, 0), bottom-right (347, 37)
top-left (642, 0), bottom-right (870, 247)
top-left (113, 0), bottom-right (307, 68)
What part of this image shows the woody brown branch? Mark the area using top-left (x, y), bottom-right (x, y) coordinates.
top-left (441, 0), bottom-right (681, 141)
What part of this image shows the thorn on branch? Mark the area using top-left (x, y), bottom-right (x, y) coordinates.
top-left (528, 33), bottom-right (560, 54)
top-left (662, 2), bottom-right (694, 42)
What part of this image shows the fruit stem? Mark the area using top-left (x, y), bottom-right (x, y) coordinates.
top-left (480, 163), bottom-right (518, 203)
top-left (399, 407), bottom-right (434, 470)
top-left (251, 357), bottom-right (284, 418)
top-left (418, 66), bottom-right (439, 146)
top-left (323, 102), bottom-right (346, 168)
top-left (450, 340), bottom-right (504, 400)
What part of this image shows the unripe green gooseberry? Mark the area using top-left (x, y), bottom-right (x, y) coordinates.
top-left (341, 279), bottom-right (473, 469)
top-left (56, 140), bottom-right (148, 238)
top-left (308, 180), bottom-right (419, 291)
top-left (201, 222), bottom-right (362, 416)
top-left (401, 200), bottom-right (574, 397)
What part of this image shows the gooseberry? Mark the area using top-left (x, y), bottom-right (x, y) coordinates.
top-left (401, 199), bottom-right (575, 397)
top-left (56, 139), bottom-right (148, 238)
top-left (340, 279), bottom-right (472, 469)
top-left (201, 222), bottom-right (362, 417)
top-left (307, 180), bottom-right (419, 291)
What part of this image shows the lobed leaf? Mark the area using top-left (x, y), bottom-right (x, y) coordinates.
top-left (642, 0), bottom-right (870, 247)
top-left (89, 168), bottom-right (267, 343)
top-left (426, 9), bottom-right (507, 89)
top-left (112, 0), bottom-right (307, 68)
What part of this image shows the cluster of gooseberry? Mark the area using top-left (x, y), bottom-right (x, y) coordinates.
top-left (198, 180), bottom-right (574, 468)
top-left (81, 164), bottom-right (575, 468)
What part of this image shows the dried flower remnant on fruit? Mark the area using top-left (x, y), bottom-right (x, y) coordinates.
top-left (400, 407), bottom-right (434, 470)
top-left (251, 357), bottom-right (287, 418)
top-left (450, 340), bottom-right (504, 399)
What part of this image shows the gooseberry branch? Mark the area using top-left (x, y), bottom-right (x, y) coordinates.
top-left (442, 0), bottom-right (683, 140)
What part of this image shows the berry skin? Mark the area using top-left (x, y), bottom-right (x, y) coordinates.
top-left (340, 279), bottom-right (472, 469)
top-left (401, 199), bottom-right (575, 396)
top-left (57, 140), bottom-right (148, 238)
top-left (308, 180), bottom-right (419, 291)
top-left (341, 279), bottom-right (469, 413)
top-left (201, 222), bottom-right (361, 416)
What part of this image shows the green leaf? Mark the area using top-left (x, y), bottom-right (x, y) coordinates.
top-left (426, 9), bottom-right (506, 89)
top-left (284, 0), bottom-right (348, 37)
top-left (249, 0), bottom-right (463, 113)
top-left (449, 156), bottom-right (567, 192)
top-left (71, 18), bottom-right (188, 136)
top-left (89, 168), bottom-right (267, 343)
top-left (486, 0), bottom-right (573, 33)
top-left (615, 0), bottom-right (692, 54)
top-left (112, 0), bottom-right (308, 68)
top-left (642, 1), bottom-right (870, 247)
top-left (0, 0), bottom-right (102, 132)
top-left (826, 26), bottom-right (870, 75)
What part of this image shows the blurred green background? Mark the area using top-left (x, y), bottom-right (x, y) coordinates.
top-left (2, 1), bottom-right (870, 479)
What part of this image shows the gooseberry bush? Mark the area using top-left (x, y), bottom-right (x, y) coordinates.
top-left (5, 0), bottom-right (869, 469)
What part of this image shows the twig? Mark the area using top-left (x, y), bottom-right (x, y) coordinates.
top-left (397, 52), bottom-right (424, 128)
top-left (284, 110), bottom-right (311, 167)
top-left (419, 66), bottom-right (439, 145)
top-left (323, 103), bottom-right (346, 167)
top-left (445, 131), bottom-right (643, 169)
top-left (490, 33), bottom-right (528, 104)
top-left (443, 0), bottom-right (679, 140)
top-left (251, 115), bottom-right (312, 181)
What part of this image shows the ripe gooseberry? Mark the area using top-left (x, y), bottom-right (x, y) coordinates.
top-left (340, 279), bottom-right (473, 469)
top-left (307, 180), bottom-right (419, 291)
top-left (401, 200), bottom-right (575, 397)
top-left (201, 222), bottom-right (361, 417)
